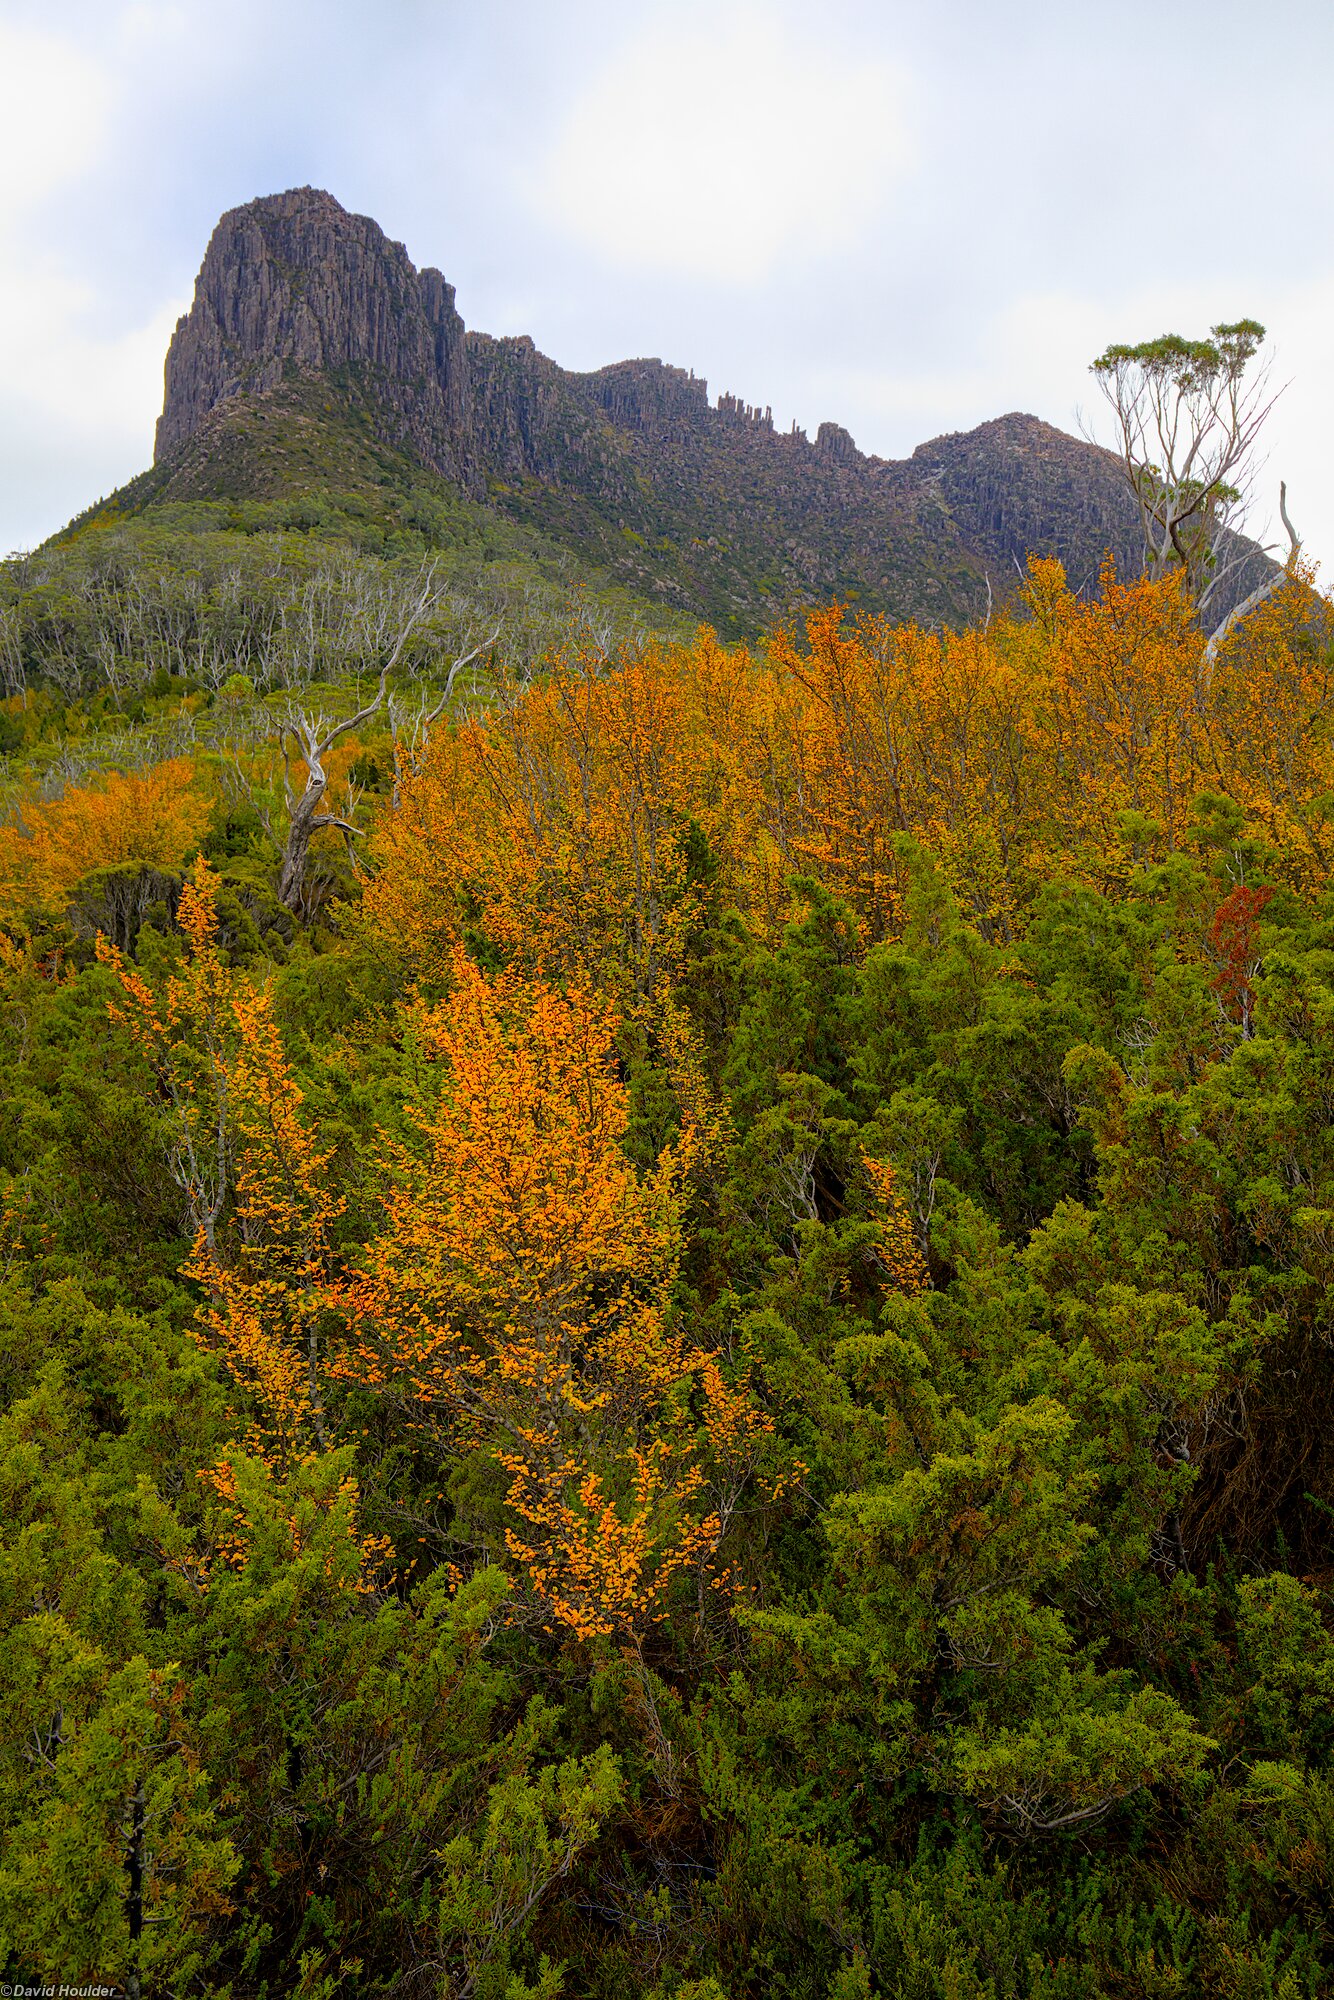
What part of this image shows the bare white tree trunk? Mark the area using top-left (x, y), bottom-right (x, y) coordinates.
top-left (274, 563), bottom-right (502, 914)
top-left (1202, 482), bottom-right (1302, 669)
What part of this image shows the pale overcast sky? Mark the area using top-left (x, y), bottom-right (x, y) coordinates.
top-left (3, 0), bottom-right (1332, 571)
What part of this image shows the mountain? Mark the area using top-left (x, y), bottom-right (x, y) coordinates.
top-left (97, 188), bottom-right (1214, 633)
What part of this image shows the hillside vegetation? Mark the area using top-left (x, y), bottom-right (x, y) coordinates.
top-left (2, 554), bottom-right (1334, 1999)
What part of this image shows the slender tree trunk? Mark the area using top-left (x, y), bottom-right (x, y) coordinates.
top-left (125, 1776), bottom-right (145, 2000)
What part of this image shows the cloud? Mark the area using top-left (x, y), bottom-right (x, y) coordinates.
top-left (0, 255), bottom-right (186, 554)
top-left (0, 15), bottom-right (191, 551)
top-left (0, 24), bottom-right (110, 218)
top-left (533, 6), bottom-right (912, 284)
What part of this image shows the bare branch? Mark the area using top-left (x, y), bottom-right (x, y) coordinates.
top-left (1202, 481), bottom-right (1302, 670)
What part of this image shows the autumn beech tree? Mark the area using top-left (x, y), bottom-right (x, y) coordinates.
top-left (99, 858), bottom-right (398, 1606)
top-left (337, 951), bottom-right (775, 1643)
top-left (100, 866), bottom-right (340, 1452)
top-left (97, 858), bottom-right (248, 1255)
top-left (0, 758), bottom-right (211, 929)
top-left (361, 641), bottom-right (738, 998)
top-left (358, 571), bottom-right (1334, 992)
top-left (863, 1153), bottom-right (930, 1296)
top-left (99, 862), bottom-right (775, 1628)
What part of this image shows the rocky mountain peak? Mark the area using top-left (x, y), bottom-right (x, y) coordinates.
top-left (147, 187), bottom-right (1273, 632)
top-left (156, 187), bottom-right (470, 481)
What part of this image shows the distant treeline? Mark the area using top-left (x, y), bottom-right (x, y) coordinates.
top-left (0, 504), bottom-right (667, 712)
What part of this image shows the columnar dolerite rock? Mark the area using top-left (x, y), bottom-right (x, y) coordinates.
top-left (583, 360), bottom-right (711, 435)
top-left (148, 187), bottom-right (1270, 631)
top-left (156, 187), bottom-right (472, 485)
top-left (909, 415), bottom-right (1273, 607)
top-left (815, 422), bottom-right (858, 466)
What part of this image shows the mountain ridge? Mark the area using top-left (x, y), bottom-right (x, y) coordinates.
top-left (127, 186), bottom-right (1254, 632)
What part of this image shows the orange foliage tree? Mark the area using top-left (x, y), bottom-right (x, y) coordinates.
top-left (185, 975), bottom-right (344, 1468)
top-left (337, 950), bottom-right (774, 1642)
top-left (102, 866), bottom-right (772, 1627)
top-left (360, 637), bottom-right (776, 997)
top-left (98, 863), bottom-right (378, 1586)
top-left (0, 758), bottom-right (211, 924)
top-left (101, 860), bottom-right (341, 1462)
top-left (359, 565), bottom-right (1333, 989)
top-left (98, 859), bottom-right (248, 1255)
top-left (863, 1153), bottom-right (930, 1297)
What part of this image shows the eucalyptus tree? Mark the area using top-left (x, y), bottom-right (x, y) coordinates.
top-left (1090, 320), bottom-right (1300, 654)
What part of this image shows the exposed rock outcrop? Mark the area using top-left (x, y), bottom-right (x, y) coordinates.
top-left (153, 187), bottom-right (1269, 632)
top-left (156, 187), bottom-right (472, 485)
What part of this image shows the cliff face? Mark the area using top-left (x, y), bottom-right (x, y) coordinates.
top-left (152, 188), bottom-right (1182, 631)
top-left (156, 188), bottom-right (471, 485)
top-left (910, 414), bottom-right (1146, 599)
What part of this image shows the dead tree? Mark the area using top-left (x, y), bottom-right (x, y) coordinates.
top-left (1202, 481), bottom-right (1302, 668)
top-left (0, 599), bottom-right (26, 702)
top-left (276, 621), bottom-right (426, 914)
top-left (275, 565), bottom-right (499, 915)
top-left (388, 622), bottom-right (498, 804)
